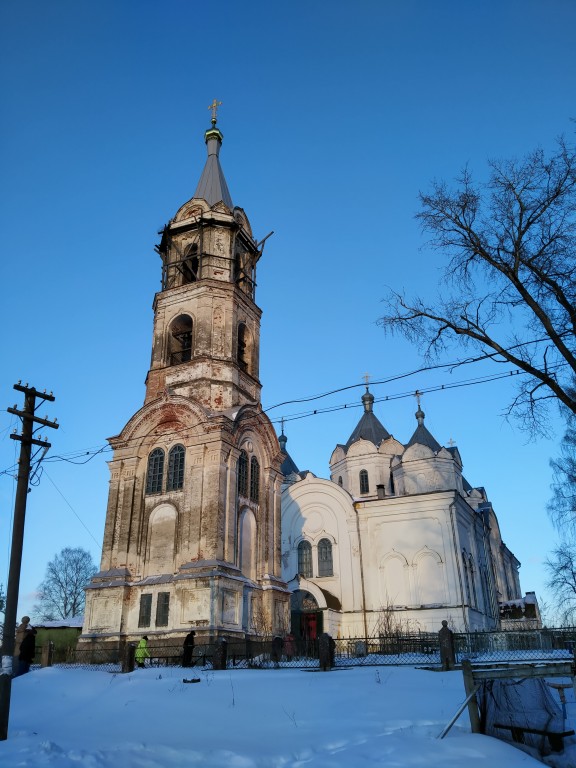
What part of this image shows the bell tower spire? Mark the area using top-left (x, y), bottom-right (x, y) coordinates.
top-left (146, 107), bottom-right (263, 410)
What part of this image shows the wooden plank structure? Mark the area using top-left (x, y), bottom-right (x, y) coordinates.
top-left (461, 659), bottom-right (576, 752)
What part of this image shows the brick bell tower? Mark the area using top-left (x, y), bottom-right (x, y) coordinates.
top-left (81, 103), bottom-right (289, 647)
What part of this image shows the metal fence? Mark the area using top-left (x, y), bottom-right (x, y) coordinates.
top-left (45, 626), bottom-right (576, 674)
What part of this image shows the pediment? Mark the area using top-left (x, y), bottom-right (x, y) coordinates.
top-left (402, 442), bottom-right (435, 460)
top-left (329, 445), bottom-right (345, 464)
top-left (173, 198), bottom-right (209, 223)
top-left (233, 206), bottom-right (253, 237)
top-left (346, 438), bottom-right (378, 457)
top-left (379, 437), bottom-right (404, 455)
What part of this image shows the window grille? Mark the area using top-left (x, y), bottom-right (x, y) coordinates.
top-left (318, 538), bottom-right (333, 577)
top-left (298, 541), bottom-right (313, 578)
top-left (237, 450), bottom-right (248, 497)
top-left (138, 594), bottom-right (152, 627)
top-left (146, 448), bottom-right (165, 494)
top-left (250, 456), bottom-right (260, 502)
top-left (359, 469), bottom-right (369, 494)
top-left (167, 444), bottom-right (185, 491)
top-left (155, 592), bottom-right (170, 627)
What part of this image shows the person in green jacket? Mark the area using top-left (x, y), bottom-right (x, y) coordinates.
top-left (135, 636), bottom-right (150, 668)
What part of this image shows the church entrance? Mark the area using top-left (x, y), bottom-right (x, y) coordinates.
top-left (290, 590), bottom-right (323, 656)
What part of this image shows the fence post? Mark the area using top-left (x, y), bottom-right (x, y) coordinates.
top-left (41, 641), bottom-right (54, 668)
top-left (122, 643), bottom-right (136, 673)
top-left (461, 659), bottom-right (482, 733)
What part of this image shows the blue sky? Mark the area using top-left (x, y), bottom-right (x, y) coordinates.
top-left (1, 0), bottom-right (575, 621)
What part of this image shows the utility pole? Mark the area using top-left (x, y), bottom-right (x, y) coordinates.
top-left (0, 383), bottom-right (58, 741)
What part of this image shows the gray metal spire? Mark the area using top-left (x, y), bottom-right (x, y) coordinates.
top-left (193, 100), bottom-right (233, 208)
top-left (344, 387), bottom-right (391, 450)
top-left (279, 426), bottom-right (299, 476)
top-left (405, 403), bottom-right (442, 452)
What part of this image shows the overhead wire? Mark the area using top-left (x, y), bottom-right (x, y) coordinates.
top-left (0, 353), bottom-right (568, 478)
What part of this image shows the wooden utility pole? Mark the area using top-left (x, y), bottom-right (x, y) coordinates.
top-left (0, 383), bottom-right (58, 741)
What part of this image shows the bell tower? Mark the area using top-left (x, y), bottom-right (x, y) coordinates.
top-left (146, 108), bottom-right (264, 411)
top-left (82, 106), bottom-right (289, 647)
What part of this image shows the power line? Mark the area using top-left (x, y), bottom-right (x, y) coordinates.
top-left (43, 470), bottom-right (101, 548)
top-left (0, 356), bottom-right (567, 477)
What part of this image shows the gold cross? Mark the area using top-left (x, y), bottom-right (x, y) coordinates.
top-left (208, 99), bottom-right (222, 124)
top-left (363, 372), bottom-right (371, 386)
top-left (414, 390), bottom-right (422, 409)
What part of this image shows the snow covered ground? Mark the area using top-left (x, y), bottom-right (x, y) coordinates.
top-left (1, 663), bottom-right (575, 767)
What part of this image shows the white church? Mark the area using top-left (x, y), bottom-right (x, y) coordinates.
top-left (80, 111), bottom-right (535, 649)
top-left (280, 387), bottom-right (528, 638)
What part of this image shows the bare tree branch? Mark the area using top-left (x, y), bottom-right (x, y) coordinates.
top-left (379, 134), bottom-right (576, 434)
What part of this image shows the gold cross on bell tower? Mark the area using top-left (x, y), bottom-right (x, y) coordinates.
top-left (208, 98), bottom-right (222, 125)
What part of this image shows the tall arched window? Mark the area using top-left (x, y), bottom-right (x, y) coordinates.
top-left (169, 314), bottom-right (193, 365)
top-left (297, 540), bottom-right (313, 578)
top-left (318, 538), bottom-right (333, 577)
top-left (359, 469), bottom-right (369, 494)
top-left (237, 323), bottom-right (248, 372)
top-left (146, 448), bottom-right (165, 494)
top-left (250, 456), bottom-right (260, 502)
top-left (167, 444), bottom-right (185, 491)
top-left (237, 450), bottom-right (248, 497)
top-left (182, 244), bottom-right (199, 284)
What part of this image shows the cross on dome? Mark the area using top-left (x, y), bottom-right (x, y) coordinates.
top-left (208, 98), bottom-right (222, 125)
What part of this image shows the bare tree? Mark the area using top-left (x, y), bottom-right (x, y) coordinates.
top-left (545, 539), bottom-right (576, 626)
top-left (34, 547), bottom-right (97, 621)
top-left (548, 405), bottom-right (576, 535)
top-left (379, 135), bottom-right (576, 434)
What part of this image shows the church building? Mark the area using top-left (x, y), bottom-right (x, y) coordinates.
top-left (82, 109), bottom-right (533, 649)
top-left (280, 388), bottom-right (529, 637)
top-left (81, 107), bottom-right (289, 646)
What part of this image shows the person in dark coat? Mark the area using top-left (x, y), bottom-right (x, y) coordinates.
top-left (271, 635), bottom-right (283, 668)
top-left (182, 631), bottom-right (196, 667)
top-left (17, 627), bottom-right (37, 676)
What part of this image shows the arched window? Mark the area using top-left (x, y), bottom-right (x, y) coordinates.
top-left (167, 444), bottom-right (185, 491)
top-left (169, 315), bottom-right (193, 365)
top-left (239, 508), bottom-right (256, 580)
top-left (297, 540), bottom-right (313, 578)
top-left (318, 538), bottom-right (333, 577)
top-left (237, 323), bottom-right (248, 372)
top-left (182, 244), bottom-right (199, 284)
top-left (146, 448), bottom-right (165, 494)
top-left (359, 469), bottom-right (369, 494)
top-left (237, 450), bottom-right (248, 497)
top-left (250, 456), bottom-right (260, 502)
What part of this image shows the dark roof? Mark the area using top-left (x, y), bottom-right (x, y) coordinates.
top-left (344, 388), bottom-right (390, 450)
top-left (193, 126), bottom-right (233, 208)
top-left (405, 408), bottom-right (442, 452)
top-left (279, 432), bottom-right (299, 476)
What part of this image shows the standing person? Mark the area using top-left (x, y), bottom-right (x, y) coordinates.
top-left (271, 635), bottom-right (283, 668)
top-left (135, 636), bottom-right (150, 668)
top-left (14, 615), bottom-right (31, 663)
top-left (284, 632), bottom-right (295, 661)
top-left (17, 626), bottom-right (37, 676)
top-left (182, 631), bottom-right (195, 667)
top-left (438, 620), bottom-right (456, 671)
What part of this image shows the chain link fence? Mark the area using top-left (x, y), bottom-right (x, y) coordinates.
top-left (40, 626), bottom-right (576, 674)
